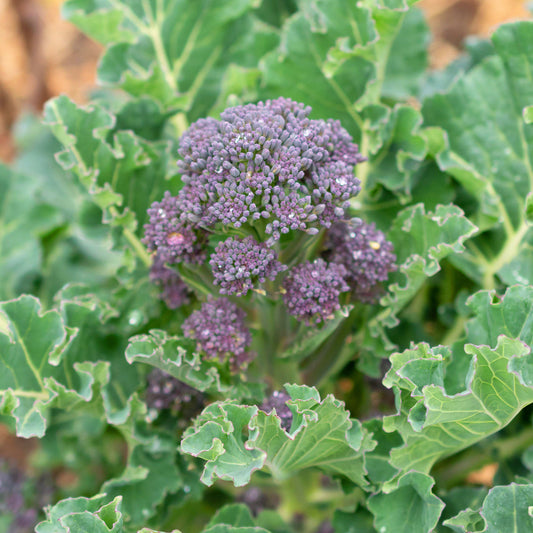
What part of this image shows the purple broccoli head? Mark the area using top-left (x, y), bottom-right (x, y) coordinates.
top-left (144, 98), bottom-right (364, 259)
top-left (209, 236), bottom-right (286, 296)
top-left (182, 297), bottom-right (253, 369)
top-left (282, 259), bottom-right (349, 324)
top-left (325, 219), bottom-right (397, 303)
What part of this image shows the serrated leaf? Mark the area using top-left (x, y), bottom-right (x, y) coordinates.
top-left (422, 22), bottom-right (533, 287)
top-left (36, 494), bottom-right (121, 533)
top-left (0, 164), bottom-right (63, 299)
top-left (181, 385), bottom-right (376, 487)
top-left (361, 104), bottom-right (427, 201)
top-left (125, 329), bottom-right (263, 401)
top-left (367, 472), bottom-right (444, 533)
top-left (44, 95), bottom-right (176, 242)
top-left (63, 0), bottom-right (277, 120)
top-left (0, 295), bottom-right (106, 437)
top-left (261, 2), bottom-right (428, 142)
top-left (381, 204), bottom-right (477, 326)
top-left (102, 435), bottom-right (182, 526)
top-left (382, 285), bottom-right (533, 475)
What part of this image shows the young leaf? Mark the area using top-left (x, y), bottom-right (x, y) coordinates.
top-left (381, 203), bottom-right (478, 326)
top-left (63, 0), bottom-right (277, 119)
top-left (423, 21), bottom-right (533, 289)
top-left (181, 385), bottom-right (376, 487)
top-left (126, 329), bottom-right (263, 401)
top-left (367, 472), bottom-right (444, 533)
top-left (383, 285), bottom-right (533, 475)
top-left (0, 165), bottom-right (63, 300)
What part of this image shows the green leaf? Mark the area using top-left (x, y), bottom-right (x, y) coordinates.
top-left (36, 495), bottom-right (122, 533)
top-left (0, 295), bottom-right (99, 437)
top-left (367, 472), bottom-right (444, 533)
top-left (261, 1), bottom-right (428, 142)
top-left (102, 435), bottom-right (182, 526)
top-left (181, 385), bottom-right (376, 487)
top-left (382, 284), bottom-right (533, 475)
top-left (44, 95), bottom-right (176, 248)
top-left (63, 0), bottom-right (277, 119)
top-left (361, 104), bottom-right (427, 200)
top-left (381, 204), bottom-right (478, 326)
top-left (481, 484), bottom-right (533, 533)
top-left (125, 329), bottom-right (263, 401)
top-left (422, 22), bottom-right (533, 288)
top-left (0, 164), bottom-right (63, 299)
top-left (206, 504), bottom-right (255, 527)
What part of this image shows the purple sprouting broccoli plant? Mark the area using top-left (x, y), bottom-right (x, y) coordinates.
top-left (324, 219), bottom-right (397, 303)
top-left (150, 254), bottom-right (191, 308)
top-left (209, 236), bottom-right (286, 296)
top-left (142, 98), bottom-right (395, 378)
top-left (182, 297), bottom-right (254, 369)
top-left (282, 259), bottom-right (349, 324)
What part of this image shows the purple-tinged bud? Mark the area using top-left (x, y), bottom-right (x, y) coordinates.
top-left (143, 191), bottom-right (206, 265)
top-left (324, 219), bottom-right (396, 303)
top-left (209, 236), bottom-right (286, 296)
top-left (145, 369), bottom-right (204, 423)
top-left (149, 255), bottom-right (191, 309)
top-left (182, 297), bottom-right (254, 370)
top-left (282, 259), bottom-right (349, 324)
top-left (260, 390), bottom-right (293, 431)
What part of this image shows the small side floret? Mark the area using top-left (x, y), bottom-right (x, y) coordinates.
top-left (209, 236), bottom-right (286, 296)
top-left (149, 255), bottom-right (191, 309)
top-left (182, 297), bottom-right (253, 369)
top-left (282, 259), bottom-right (349, 324)
top-left (325, 219), bottom-right (396, 302)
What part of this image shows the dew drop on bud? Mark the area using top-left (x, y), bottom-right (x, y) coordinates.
top-left (128, 310), bottom-right (144, 326)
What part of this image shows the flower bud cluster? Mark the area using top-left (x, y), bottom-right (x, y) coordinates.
top-left (324, 219), bottom-right (397, 303)
top-left (282, 259), bottom-right (349, 324)
top-left (182, 297), bottom-right (253, 368)
top-left (145, 369), bottom-right (204, 422)
top-left (259, 389), bottom-right (293, 431)
top-left (209, 236), bottom-right (286, 296)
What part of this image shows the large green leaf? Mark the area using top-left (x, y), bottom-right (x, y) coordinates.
top-left (181, 384), bottom-right (376, 487)
top-left (0, 295), bottom-right (109, 437)
top-left (261, 0), bottom-right (427, 139)
top-left (0, 164), bottom-right (63, 299)
top-left (423, 22), bottom-right (533, 289)
top-left (44, 95), bottom-right (176, 244)
top-left (381, 203), bottom-right (478, 326)
top-left (382, 285), bottom-right (533, 476)
top-left (62, 0), bottom-right (278, 120)
top-left (367, 472), bottom-right (444, 533)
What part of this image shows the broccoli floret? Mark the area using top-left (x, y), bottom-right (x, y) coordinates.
top-left (209, 236), bottom-right (286, 296)
top-left (143, 97), bottom-right (364, 264)
top-left (149, 254), bottom-right (191, 309)
top-left (324, 219), bottom-right (397, 303)
top-left (282, 259), bottom-right (349, 324)
top-left (182, 297), bottom-right (253, 369)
